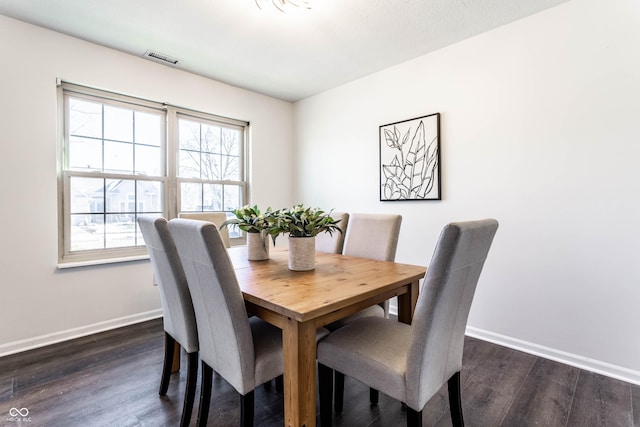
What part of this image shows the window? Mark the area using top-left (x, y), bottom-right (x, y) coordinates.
top-left (177, 114), bottom-right (246, 240)
top-left (58, 83), bottom-right (248, 265)
top-left (177, 115), bottom-right (244, 212)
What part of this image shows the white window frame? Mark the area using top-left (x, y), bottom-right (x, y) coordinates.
top-left (172, 109), bottom-right (247, 219)
top-left (57, 81), bottom-right (248, 267)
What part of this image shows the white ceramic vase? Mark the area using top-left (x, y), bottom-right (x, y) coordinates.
top-left (288, 236), bottom-right (316, 271)
top-left (247, 231), bottom-right (269, 261)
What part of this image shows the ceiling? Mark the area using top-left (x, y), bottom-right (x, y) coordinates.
top-left (0, 0), bottom-right (569, 102)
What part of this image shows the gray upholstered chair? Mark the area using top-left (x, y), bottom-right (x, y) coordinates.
top-left (326, 213), bottom-right (402, 408)
top-left (327, 213), bottom-right (402, 330)
top-left (168, 218), bottom-right (329, 426)
top-left (137, 216), bottom-right (198, 427)
top-left (342, 213), bottom-right (401, 262)
top-left (178, 212), bottom-right (231, 248)
top-left (315, 212), bottom-right (349, 254)
top-left (317, 219), bottom-right (499, 427)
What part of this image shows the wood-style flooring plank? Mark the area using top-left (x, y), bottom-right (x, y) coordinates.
top-left (1, 318), bottom-right (639, 427)
top-left (459, 345), bottom-right (537, 426)
top-left (501, 358), bottom-right (580, 427)
top-left (0, 378), bottom-right (13, 402)
top-left (633, 383), bottom-right (640, 427)
top-left (566, 371), bottom-right (633, 426)
top-left (322, 375), bottom-right (391, 427)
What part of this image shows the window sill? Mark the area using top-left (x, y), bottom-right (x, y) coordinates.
top-left (57, 254), bottom-right (150, 269)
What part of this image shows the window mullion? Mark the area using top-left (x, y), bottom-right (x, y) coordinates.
top-left (166, 107), bottom-right (178, 219)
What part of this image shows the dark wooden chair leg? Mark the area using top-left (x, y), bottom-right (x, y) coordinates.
top-left (334, 371), bottom-right (345, 413)
top-left (447, 371), bottom-right (464, 427)
top-left (240, 391), bottom-right (255, 427)
top-left (159, 332), bottom-right (176, 396)
top-left (180, 351), bottom-right (199, 427)
top-left (406, 407), bottom-right (423, 427)
top-left (197, 362), bottom-right (213, 427)
top-left (275, 374), bottom-right (284, 393)
top-left (318, 363), bottom-right (334, 427)
top-left (370, 388), bottom-right (379, 405)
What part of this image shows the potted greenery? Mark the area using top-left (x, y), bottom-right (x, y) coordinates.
top-left (270, 204), bottom-right (342, 271)
top-left (220, 205), bottom-right (276, 260)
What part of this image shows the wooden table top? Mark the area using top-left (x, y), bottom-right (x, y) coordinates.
top-left (228, 246), bottom-right (426, 323)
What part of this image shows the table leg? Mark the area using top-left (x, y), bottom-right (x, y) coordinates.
top-left (282, 318), bottom-right (317, 427)
top-left (397, 279), bottom-right (420, 324)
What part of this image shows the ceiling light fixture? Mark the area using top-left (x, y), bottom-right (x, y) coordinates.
top-left (255, 0), bottom-right (311, 12)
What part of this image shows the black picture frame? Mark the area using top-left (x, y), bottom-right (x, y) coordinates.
top-left (379, 112), bottom-right (441, 201)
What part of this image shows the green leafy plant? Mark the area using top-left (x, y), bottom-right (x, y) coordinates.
top-left (269, 204), bottom-right (341, 243)
top-left (220, 205), bottom-right (279, 252)
top-left (220, 205), bottom-right (276, 234)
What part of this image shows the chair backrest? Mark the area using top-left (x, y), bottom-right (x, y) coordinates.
top-left (178, 212), bottom-right (231, 248)
top-left (137, 216), bottom-right (198, 353)
top-left (315, 212), bottom-right (349, 254)
top-left (168, 218), bottom-right (256, 394)
top-left (342, 213), bottom-right (402, 261)
top-left (405, 219), bottom-right (498, 409)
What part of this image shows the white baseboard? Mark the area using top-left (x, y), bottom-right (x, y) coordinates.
top-left (466, 326), bottom-right (640, 386)
top-left (390, 302), bottom-right (640, 386)
top-left (0, 309), bottom-right (163, 358)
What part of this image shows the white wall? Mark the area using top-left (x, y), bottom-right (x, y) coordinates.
top-left (0, 15), bottom-right (294, 354)
top-left (3, 0), bottom-right (640, 385)
top-left (294, 0), bottom-right (640, 383)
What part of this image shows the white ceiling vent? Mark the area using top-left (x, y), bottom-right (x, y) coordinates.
top-left (144, 50), bottom-right (179, 65)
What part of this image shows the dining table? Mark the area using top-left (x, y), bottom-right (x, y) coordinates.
top-left (226, 245), bottom-right (427, 427)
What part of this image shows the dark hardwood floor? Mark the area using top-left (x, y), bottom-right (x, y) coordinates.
top-left (1, 318), bottom-right (639, 426)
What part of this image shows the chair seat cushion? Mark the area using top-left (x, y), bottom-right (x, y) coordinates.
top-left (251, 317), bottom-right (284, 386)
top-left (325, 304), bottom-right (384, 332)
top-left (252, 318), bottom-right (330, 388)
top-left (317, 316), bottom-right (411, 402)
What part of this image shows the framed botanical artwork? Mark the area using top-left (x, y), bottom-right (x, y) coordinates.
top-left (379, 112), bottom-right (441, 201)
